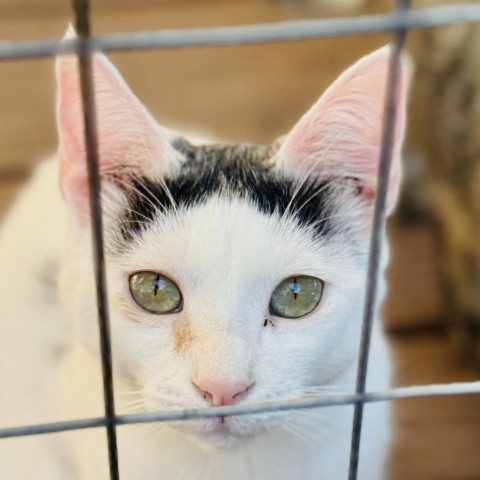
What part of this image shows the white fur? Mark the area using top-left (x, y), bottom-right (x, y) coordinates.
top-left (0, 157), bottom-right (391, 480)
top-left (0, 44), bottom-right (406, 479)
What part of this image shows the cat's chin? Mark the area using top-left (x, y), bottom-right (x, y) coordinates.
top-left (171, 416), bottom-right (264, 451)
top-left (185, 430), bottom-right (250, 452)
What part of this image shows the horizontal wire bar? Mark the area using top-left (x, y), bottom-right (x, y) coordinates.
top-left (1, 381), bottom-right (479, 440)
top-left (1, 4), bottom-right (480, 61)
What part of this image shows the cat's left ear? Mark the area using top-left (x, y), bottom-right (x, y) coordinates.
top-left (276, 46), bottom-right (410, 215)
top-left (56, 28), bottom-right (179, 222)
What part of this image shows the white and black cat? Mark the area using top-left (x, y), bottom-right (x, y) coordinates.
top-left (0, 35), bottom-right (408, 479)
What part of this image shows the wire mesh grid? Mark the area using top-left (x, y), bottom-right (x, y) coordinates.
top-left (1, 1), bottom-right (480, 479)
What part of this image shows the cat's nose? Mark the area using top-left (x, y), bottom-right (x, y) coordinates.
top-left (193, 379), bottom-right (253, 406)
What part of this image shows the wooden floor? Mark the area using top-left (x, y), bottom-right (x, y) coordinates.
top-left (1, 0), bottom-right (479, 478)
top-left (389, 329), bottom-right (480, 480)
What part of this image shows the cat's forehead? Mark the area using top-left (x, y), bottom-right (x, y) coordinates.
top-left (118, 139), bottom-right (337, 245)
top-left (118, 196), bottom-right (348, 286)
top-left (172, 138), bottom-right (275, 170)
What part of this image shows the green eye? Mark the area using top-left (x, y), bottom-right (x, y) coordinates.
top-left (270, 275), bottom-right (323, 319)
top-left (129, 271), bottom-right (182, 314)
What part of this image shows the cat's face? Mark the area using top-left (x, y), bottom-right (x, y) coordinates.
top-left (56, 42), bottom-right (407, 448)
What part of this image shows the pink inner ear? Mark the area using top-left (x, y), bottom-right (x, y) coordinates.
top-left (59, 167), bottom-right (90, 223)
top-left (279, 46), bottom-right (409, 215)
top-left (56, 45), bottom-right (177, 221)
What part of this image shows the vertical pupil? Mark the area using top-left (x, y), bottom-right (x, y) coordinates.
top-left (291, 277), bottom-right (300, 300)
top-left (153, 274), bottom-right (161, 296)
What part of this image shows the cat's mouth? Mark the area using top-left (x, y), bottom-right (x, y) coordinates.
top-left (195, 416), bottom-right (257, 449)
top-left (171, 413), bottom-right (268, 450)
top-left (212, 415), bottom-right (236, 434)
top-left (140, 394), bottom-right (279, 447)
top-left (203, 415), bottom-right (249, 437)
top-left (216, 415), bottom-right (228, 428)
top-left (199, 416), bottom-right (236, 440)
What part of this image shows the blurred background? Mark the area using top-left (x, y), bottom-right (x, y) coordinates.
top-left (1, 0), bottom-right (479, 478)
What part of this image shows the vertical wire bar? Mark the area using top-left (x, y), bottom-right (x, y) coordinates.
top-left (71, 1), bottom-right (120, 479)
top-left (347, 1), bottom-right (410, 479)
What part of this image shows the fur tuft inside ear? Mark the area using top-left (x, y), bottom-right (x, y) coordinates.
top-left (276, 45), bottom-right (410, 216)
top-left (56, 29), bottom-right (179, 224)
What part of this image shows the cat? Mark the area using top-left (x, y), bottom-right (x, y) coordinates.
top-left (0, 37), bottom-right (408, 479)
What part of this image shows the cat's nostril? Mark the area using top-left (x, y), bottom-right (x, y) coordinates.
top-left (192, 379), bottom-right (254, 407)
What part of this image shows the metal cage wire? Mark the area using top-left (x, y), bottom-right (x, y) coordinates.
top-left (1, 1), bottom-right (480, 480)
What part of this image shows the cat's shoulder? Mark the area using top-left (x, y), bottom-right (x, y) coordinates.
top-left (0, 156), bottom-right (66, 439)
top-left (0, 158), bottom-right (66, 250)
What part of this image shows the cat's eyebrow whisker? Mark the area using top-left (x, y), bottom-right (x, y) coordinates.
top-left (278, 123), bottom-right (348, 225)
top-left (118, 175), bottom-right (181, 225)
top-left (120, 206), bottom-right (158, 224)
top-left (114, 177), bottom-right (167, 217)
top-left (136, 179), bottom-right (173, 216)
top-left (116, 88), bottom-right (178, 217)
top-left (119, 192), bottom-right (170, 223)
top-left (118, 90), bottom-right (180, 218)
top-left (121, 220), bottom-right (152, 227)
top-left (136, 173), bottom-right (179, 219)
top-left (290, 181), bottom-right (333, 220)
top-left (111, 178), bottom-right (163, 218)
top-left (306, 210), bottom-right (360, 228)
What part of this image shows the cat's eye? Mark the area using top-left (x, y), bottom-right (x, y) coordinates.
top-left (129, 271), bottom-right (182, 314)
top-left (270, 275), bottom-right (323, 319)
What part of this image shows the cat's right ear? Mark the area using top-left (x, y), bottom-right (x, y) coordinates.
top-left (56, 28), bottom-right (179, 224)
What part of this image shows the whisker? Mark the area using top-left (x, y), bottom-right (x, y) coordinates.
top-left (149, 177), bottom-right (179, 217)
top-left (114, 177), bottom-right (167, 216)
top-left (121, 220), bottom-right (153, 227)
top-left (278, 123), bottom-right (348, 225)
top-left (306, 210), bottom-right (360, 229)
top-left (115, 85), bottom-right (179, 217)
top-left (119, 205), bottom-right (158, 224)
top-left (303, 384), bottom-right (351, 396)
top-left (291, 181), bottom-right (333, 220)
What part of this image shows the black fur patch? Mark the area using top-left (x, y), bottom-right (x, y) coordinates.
top-left (119, 139), bottom-right (336, 241)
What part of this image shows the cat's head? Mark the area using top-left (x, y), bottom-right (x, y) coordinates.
top-left (56, 44), bottom-right (408, 448)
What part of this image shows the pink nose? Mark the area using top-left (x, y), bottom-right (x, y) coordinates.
top-left (193, 379), bottom-right (253, 406)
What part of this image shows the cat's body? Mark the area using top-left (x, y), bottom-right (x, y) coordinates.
top-left (0, 42), bottom-right (407, 479)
